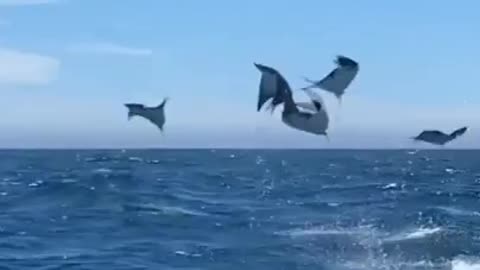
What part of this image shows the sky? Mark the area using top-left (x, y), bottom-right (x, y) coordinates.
top-left (0, 0), bottom-right (479, 149)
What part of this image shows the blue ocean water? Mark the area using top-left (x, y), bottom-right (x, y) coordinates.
top-left (0, 150), bottom-right (479, 270)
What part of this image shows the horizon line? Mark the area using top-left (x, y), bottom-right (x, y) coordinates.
top-left (0, 147), bottom-right (478, 151)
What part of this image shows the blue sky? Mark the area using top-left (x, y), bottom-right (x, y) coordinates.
top-left (0, 0), bottom-right (479, 148)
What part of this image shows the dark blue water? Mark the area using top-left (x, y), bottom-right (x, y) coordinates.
top-left (0, 150), bottom-right (479, 270)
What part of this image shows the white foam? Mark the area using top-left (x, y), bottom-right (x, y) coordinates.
top-left (28, 180), bottom-right (43, 187)
top-left (382, 183), bottom-right (398, 190)
top-left (407, 150), bottom-right (418, 155)
top-left (161, 206), bottom-right (209, 217)
top-left (93, 168), bottom-right (112, 174)
top-left (436, 206), bottom-right (480, 217)
top-left (175, 250), bottom-right (188, 256)
top-left (445, 168), bottom-right (461, 174)
top-left (339, 259), bottom-right (446, 270)
top-left (277, 226), bottom-right (373, 238)
top-left (174, 250), bottom-right (202, 257)
top-left (127, 203), bottom-right (209, 217)
top-left (452, 257), bottom-right (480, 270)
top-left (128, 157), bottom-right (143, 162)
top-left (385, 227), bottom-right (442, 242)
top-left (405, 227), bottom-right (442, 239)
top-left (255, 155), bottom-right (265, 165)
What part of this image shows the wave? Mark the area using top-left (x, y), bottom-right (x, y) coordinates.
top-left (435, 206), bottom-right (480, 217)
top-left (337, 257), bottom-right (480, 270)
top-left (174, 250), bottom-right (203, 257)
top-left (122, 203), bottom-right (209, 217)
top-left (92, 168), bottom-right (113, 174)
top-left (384, 227), bottom-right (442, 242)
top-left (382, 183), bottom-right (399, 190)
top-left (338, 259), bottom-right (447, 270)
top-left (452, 256), bottom-right (480, 270)
top-left (335, 253), bottom-right (480, 270)
top-left (276, 225), bottom-right (375, 238)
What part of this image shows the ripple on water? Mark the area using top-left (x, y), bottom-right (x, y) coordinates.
top-left (0, 150), bottom-right (479, 268)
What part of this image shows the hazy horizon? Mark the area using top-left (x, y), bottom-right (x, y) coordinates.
top-left (0, 146), bottom-right (478, 151)
top-left (1, 0), bottom-right (479, 148)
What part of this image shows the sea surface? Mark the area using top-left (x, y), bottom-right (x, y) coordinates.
top-left (0, 150), bottom-right (479, 270)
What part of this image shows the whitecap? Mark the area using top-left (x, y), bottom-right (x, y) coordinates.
top-left (384, 227), bottom-right (442, 242)
top-left (452, 256), bottom-right (480, 270)
top-left (84, 156), bottom-right (110, 162)
top-left (174, 250), bottom-right (189, 256)
top-left (436, 206), bottom-right (480, 217)
top-left (339, 259), bottom-right (447, 270)
top-left (124, 203), bottom-right (209, 217)
top-left (276, 226), bottom-right (373, 238)
top-left (28, 180), bottom-right (43, 187)
top-left (404, 227), bottom-right (441, 239)
top-left (128, 157), bottom-right (143, 162)
top-left (255, 155), bottom-right (265, 165)
top-left (161, 206), bottom-right (209, 217)
top-left (382, 183), bottom-right (398, 190)
top-left (445, 168), bottom-right (456, 174)
top-left (174, 250), bottom-right (200, 257)
top-left (93, 168), bottom-right (112, 174)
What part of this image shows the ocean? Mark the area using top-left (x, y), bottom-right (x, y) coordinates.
top-left (0, 149), bottom-right (479, 270)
